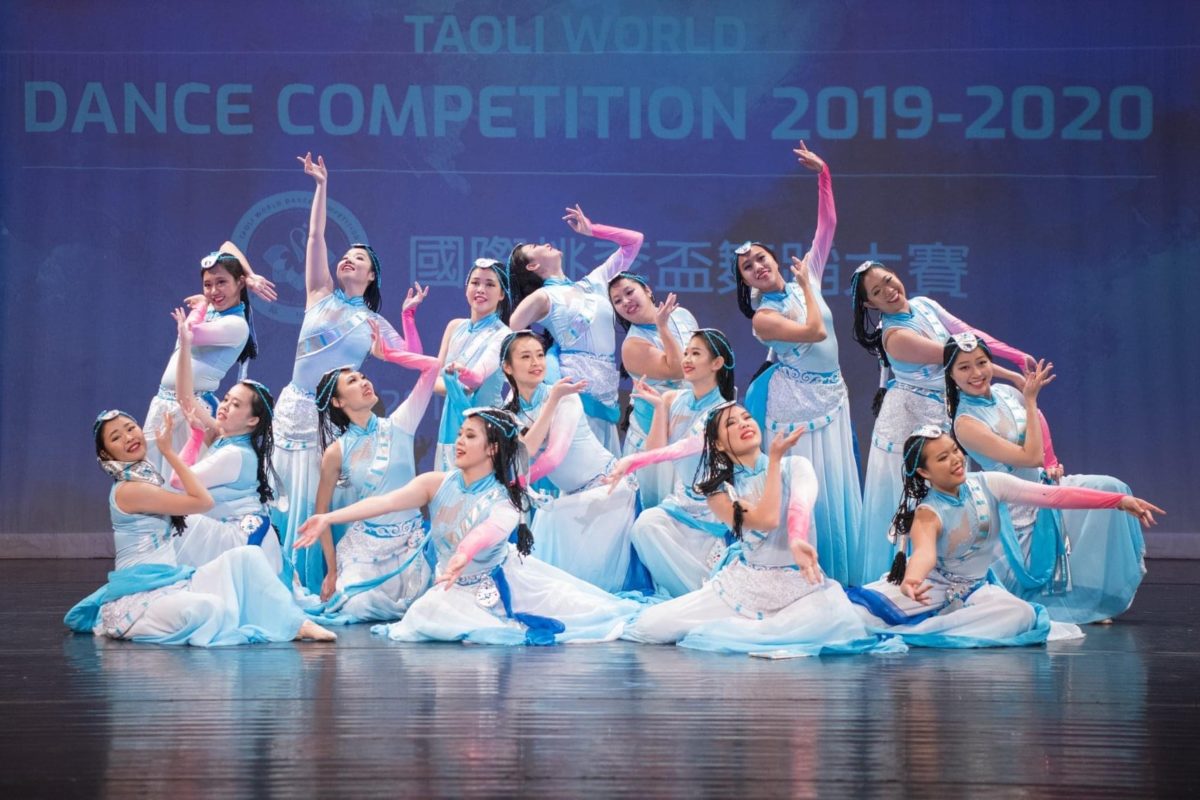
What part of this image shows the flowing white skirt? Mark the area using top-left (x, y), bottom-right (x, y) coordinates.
top-left (531, 479), bottom-right (637, 593)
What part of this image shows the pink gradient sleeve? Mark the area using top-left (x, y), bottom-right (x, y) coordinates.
top-left (982, 472), bottom-right (1124, 510)
top-left (401, 307), bottom-right (422, 355)
top-left (806, 168), bottom-right (837, 283)
top-left (930, 300), bottom-right (1031, 368)
top-left (372, 314), bottom-right (412, 356)
top-left (785, 457), bottom-right (820, 545)
top-left (623, 434), bottom-right (702, 474)
top-left (589, 223), bottom-right (645, 282)
top-left (454, 504), bottom-right (522, 562)
top-left (526, 398), bottom-right (584, 485)
top-left (1036, 409), bottom-right (1060, 470)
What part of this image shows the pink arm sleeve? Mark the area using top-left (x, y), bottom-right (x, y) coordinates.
top-left (177, 426), bottom-right (206, 469)
top-left (454, 504), bottom-right (522, 562)
top-left (452, 332), bottom-right (505, 392)
top-left (189, 315), bottom-right (249, 348)
top-left (390, 358), bottom-right (440, 435)
top-left (526, 399), bottom-right (583, 485)
top-left (623, 435), bottom-right (702, 474)
top-left (401, 307), bottom-right (422, 356)
top-left (806, 168), bottom-right (836, 283)
top-left (590, 223), bottom-right (645, 282)
top-left (372, 315), bottom-right (411, 356)
top-left (785, 457), bottom-right (820, 545)
top-left (931, 301), bottom-right (1031, 368)
top-left (982, 472), bottom-right (1124, 510)
top-left (1036, 410), bottom-right (1060, 469)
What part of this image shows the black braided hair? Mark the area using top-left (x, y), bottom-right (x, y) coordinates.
top-left (315, 367), bottom-right (353, 452)
top-left (692, 404), bottom-right (741, 534)
top-left (850, 263), bottom-right (893, 417)
top-left (507, 243), bottom-right (555, 351)
top-left (238, 381), bottom-right (278, 504)
top-left (499, 330), bottom-right (548, 415)
top-left (203, 255), bottom-right (257, 363)
top-left (352, 244), bottom-right (383, 313)
top-left (942, 338), bottom-right (994, 423)
top-left (473, 409), bottom-right (534, 556)
top-left (886, 433), bottom-right (937, 584)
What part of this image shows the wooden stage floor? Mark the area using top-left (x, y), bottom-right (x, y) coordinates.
top-left (1, 558), bottom-right (1197, 798)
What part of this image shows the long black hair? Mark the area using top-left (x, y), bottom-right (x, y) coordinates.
top-left (499, 330), bottom-right (548, 415)
top-left (93, 413), bottom-right (186, 537)
top-left (885, 431), bottom-right (945, 584)
top-left (466, 408), bottom-right (534, 556)
top-left (237, 380), bottom-right (278, 505)
top-left (203, 253), bottom-right (257, 364)
top-left (507, 242), bottom-right (556, 352)
top-left (691, 402), bottom-right (746, 539)
top-left (849, 261), bottom-right (892, 416)
top-left (467, 259), bottom-right (513, 325)
top-left (349, 243), bottom-right (383, 312)
top-left (942, 337), bottom-right (993, 423)
top-left (731, 242), bottom-right (783, 319)
top-left (315, 366), bottom-right (353, 452)
top-left (691, 329), bottom-right (737, 401)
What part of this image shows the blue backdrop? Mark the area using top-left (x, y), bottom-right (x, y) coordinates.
top-left (2, 0), bottom-right (1197, 537)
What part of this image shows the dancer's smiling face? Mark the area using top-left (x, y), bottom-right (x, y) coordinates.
top-left (737, 245), bottom-right (782, 292)
top-left (97, 416), bottom-right (146, 462)
top-left (502, 335), bottom-right (546, 388)
top-left (608, 277), bottom-right (655, 324)
top-left (915, 434), bottom-right (967, 490)
top-left (335, 247), bottom-right (376, 294)
top-left (681, 334), bottom-right (725, 385)
top-left (454, 417), bottom-right (495, 470)
top-left (201, 263), bottom-right (246, 312)
top-left (861, 267), bottom-right (907, 314)
top-left (949, 349), bottom-right (994, 397)
top-left (715, 405), bottom-right (761, 460)
top-left (465, 266), bottom-right (504, 316)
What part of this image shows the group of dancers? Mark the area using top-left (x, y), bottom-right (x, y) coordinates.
top-left (68, 144), bottom-right (1162, 654)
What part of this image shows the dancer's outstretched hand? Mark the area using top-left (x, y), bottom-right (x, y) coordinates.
top-left (297, 152), bottom-right (328, 184)
top-left (562, 204), bottom-right (593, 237)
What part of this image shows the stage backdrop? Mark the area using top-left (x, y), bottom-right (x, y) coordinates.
top-left (2, 0), bottom-right (1197, 540)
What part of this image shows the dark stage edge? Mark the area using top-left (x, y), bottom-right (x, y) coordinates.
top-left (1, 560), bottom-right (1198, 798)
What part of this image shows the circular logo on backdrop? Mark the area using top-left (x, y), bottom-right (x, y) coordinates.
top-left (231, 191), bottom-right (369, 325)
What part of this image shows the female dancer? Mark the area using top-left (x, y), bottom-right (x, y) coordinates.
top-left (849, 262), bottom-right (1032, 586)
top-left (273, 153), bottom-right (423, 595)
top-left (608, 275), bottom-right (697, 508)
top-left (944, 333), bottom-right (1146, 623)
top-left (847, 430), bottom-right (1160, 647)
top-left (432, 258), bottom-right (513, 470)
top-left (508, 205), bottom-right (644, 453)
top-left (66, 412), bottom-right (334, 645)
top-left (167, 308), bottom-right (283, 573)
top-left (609, 329), bottom-right (738, 597)
top-left (143, 243), bottom-right (272, 475)
top-left (297, 409), bottom-right (640, 645)
top-left (734, 142), bottom-right (858, 584)
top-left (625, 403), bottom-right (896, 656)
top-left (501, 330), bottom-right (638, 593)
top-left (293, 331), bottom-right (442, 623)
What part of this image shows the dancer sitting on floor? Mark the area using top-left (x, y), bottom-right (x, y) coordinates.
top-left (943, 333), bottom-right (1145, 623)
top-left (297, 408), bottom-right (641, 645)
top-left (508, 204), bottom-right (644, 453)
top-left (166, 307), bottom-right (283, 573)
top-left (501, 329), bottom-right (638, 593)
top-left (847, 429), bottom-right (1161, 648)
top-left (292, 330), bottom-right (442, 624)
top-left (608, 276), bottom-right (697, 509)
top-left (624, 403), bottom-right (899, 657)
top-left (66, 411), bottom-right (334, 645)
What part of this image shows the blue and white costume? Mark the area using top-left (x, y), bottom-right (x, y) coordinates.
top-left (849, 472), bottom-right (1087, 647)
top-left (65, 465), bottom-right (306, 646)
top-left (630, 386), bottom-right (730, 597)
top-left (172, 434), bottom-right (282, 574)
top-left (626, 455), bottom-right (896, 656)
top-left (143, 305), bottom-right (248, 475)
top-left (320, 389), bottom-right (437, 624)
top-left (747, 279), bottom-right (859, 585)
top-left (517, 386), bottom-right (637, 593)
top-left (621, 307), bottom-right (698, 509)
top-left (373, 470), bottom-right (639, 645)
top-left (272, 291), bottom-right (405, 594)
top-left (955, 385), bottom-right (1145, 623)
top-left (434, 312), bottom-right (511, 470)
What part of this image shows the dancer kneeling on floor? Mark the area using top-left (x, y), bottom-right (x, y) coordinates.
top-left (66, 411), bottom-right (335, 645)
top-left (624, 402), bottom-right (897, 656)
top-left (296, 408), bottom-right (640, 645)
top-left (847, 428), bottom-right (1161, 648)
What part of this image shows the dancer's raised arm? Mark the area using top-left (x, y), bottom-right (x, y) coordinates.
top-left (297, 152), bottom-right (334, 307)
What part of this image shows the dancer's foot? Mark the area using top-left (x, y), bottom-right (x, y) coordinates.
top-left (296, 619), bottom-right (337, 641)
